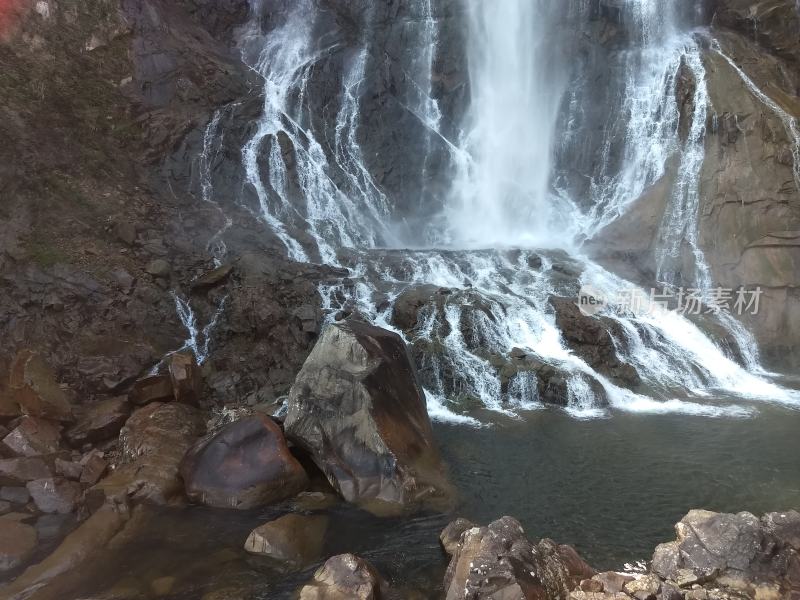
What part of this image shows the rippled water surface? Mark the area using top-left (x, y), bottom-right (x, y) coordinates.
top-left (57, 403), bottom-right (800, 599)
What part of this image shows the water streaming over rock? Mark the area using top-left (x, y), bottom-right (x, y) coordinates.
top-left (207, 0), bottom-right (800, 423)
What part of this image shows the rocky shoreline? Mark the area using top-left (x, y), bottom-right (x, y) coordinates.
top-left (0, 319), bottom-right (798, 599)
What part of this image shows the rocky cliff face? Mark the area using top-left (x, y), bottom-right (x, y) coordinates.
top-left (698, 2), bottom-right (800, 367)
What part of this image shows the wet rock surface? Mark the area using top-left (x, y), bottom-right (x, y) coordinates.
top-left (95, 402), bottom-right (205, 505)
top-left (180, 414), bottom-right (308, 509)
top-left (442, 516), bottom-right (596, 600)
top-left (244, 513), bottom-right (328, 568)
top-left (297, 553), bottom-right (391, 600)
top-left (285, 320), bottom-right (451, 513)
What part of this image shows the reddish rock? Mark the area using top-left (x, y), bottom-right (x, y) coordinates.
top-left (9, 351), bottom-right (73, 422)
top-left (0, 457), bottom-right (52, 483)
top-left (128, 375), bottom-right (175, 406)
top-left (0, 519), bottom-right (37, 572)
top-left (27, 478), bottom-right (82, 514)
top-left (66, 396), bottom-right (130, 446)
top-left (79, 452), bottom-right (108, 486)
top-left (95, 402), bottom-right (204, 505)
top-left (168, 351), bottom-right (201, 405)
top-left (180, 415), bottom-right (308, 509)
top-left (2, 416), bottom-right (62, 457)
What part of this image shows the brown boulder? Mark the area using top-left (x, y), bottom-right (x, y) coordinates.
top-left (190, 264), bottom-right (233, 290)
top-left (443, 516), bottom-right (596, 600)
top-left (79, 452), bottom-right (108, 486)
top-left (0, 519), bottom-right (37, 572)
top-left (168, 351), bottom-right (201, 405)
top-left (244, 513), bottom-right (328, 568)
top-left (9, 351), bottom-right (73, 422)
top-left (298, 553), bottom-right (390, 600)
top-left (285, 320), bottom-right (451, 514)
top-left (27, 478), bottom-right (83, 514)
top-left (66, 396), bottom-right (130, 446)
top-left (95, 402), bottom-right (204, 505)
top-left (128, 375), bottom-right (174, 406)
top-left (2, 417), bottom-right (62, 457)
top-left (180, 415), bottom-right (307, 509)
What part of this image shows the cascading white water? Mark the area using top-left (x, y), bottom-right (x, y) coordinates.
top-left (444, 0), bottom-right (569, 248)
top-left (215, 0), bottom-right (800, 424)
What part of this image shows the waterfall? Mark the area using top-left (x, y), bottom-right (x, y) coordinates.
top-left (444, 0), bottom-right (570, 248)
top-left (223, 0), bottom-right (800, 424)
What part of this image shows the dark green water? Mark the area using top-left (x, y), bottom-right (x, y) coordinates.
top-left (42, 404), bottom-right (800, 599)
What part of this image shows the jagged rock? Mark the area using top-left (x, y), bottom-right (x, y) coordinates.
top-left (549, 296), bottom-right (640, 387)
top-left (9, 350), bottom-right (73, 422)
top-left (128, 375), bottom-right (175, 406)
top-left (390, 284), bottom-right (445, 332)
top-left (180, 415), bottom-right (307, 509)
top-left (580, 579), bottom-right (605, 593)
top-left (66, 396), bottom-right (130, 446)
top-left (297, 553), bottom-right (389, 600)
top-left (79, 452), bottom-right (108, 486)
top-left (0, 519), bottom-right (37, 572)
top-left (440, 517), bottom-right (475, 556)
top-left (443, 516), bottom-right (596, 600)
top-left (168, 351), bottom-right (201, 405)
top-left (95, 402), bottom-right (204, 505)
top-left (653, 510), bottom-right (763, 581)
top-left (0, 457), bottom-right (52, 483)
top-left (2, 416), bottom-right (62, 457)
top-left (624, 574), bottom-right (662, 600)
top-left (570, 593), bottom-right (630, 600)
top-left (145, 259), bottom-right (171, 277)
top-left (761, 511), bottom-right (800, 550)
top-left (55, 458), bottom-right (83, 480)
top-left (285, 320), bottom-right (451, 513)
top-left (593, 572), bottom-right (635, 594)
top-left (27, 477), bottom-right (83, 514)
top-left (191, 264), bottom-right (233, 290)
top-left (244, 513), bottom-right (328, 567)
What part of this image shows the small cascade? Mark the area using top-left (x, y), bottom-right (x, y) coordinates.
top-left (710, 40), bottom-right (800, 191)
top-left (173, 293), bottom-right (227, 365)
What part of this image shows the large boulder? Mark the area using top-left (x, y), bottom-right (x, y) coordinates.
top-left (284, 320), bottom-right (451, 513)
top-left (94, 403), bottom-right (205, 505)
top-left (180, 415), bottom-right (308, 509)
top-left (9, 351), bottom-right (73, 422)
top-left (651, 510), bottom-right (764, 581)
top-left (297, 553), bottom-right (390, 600)
top-left (442, 516), bottom-right (596, 600)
